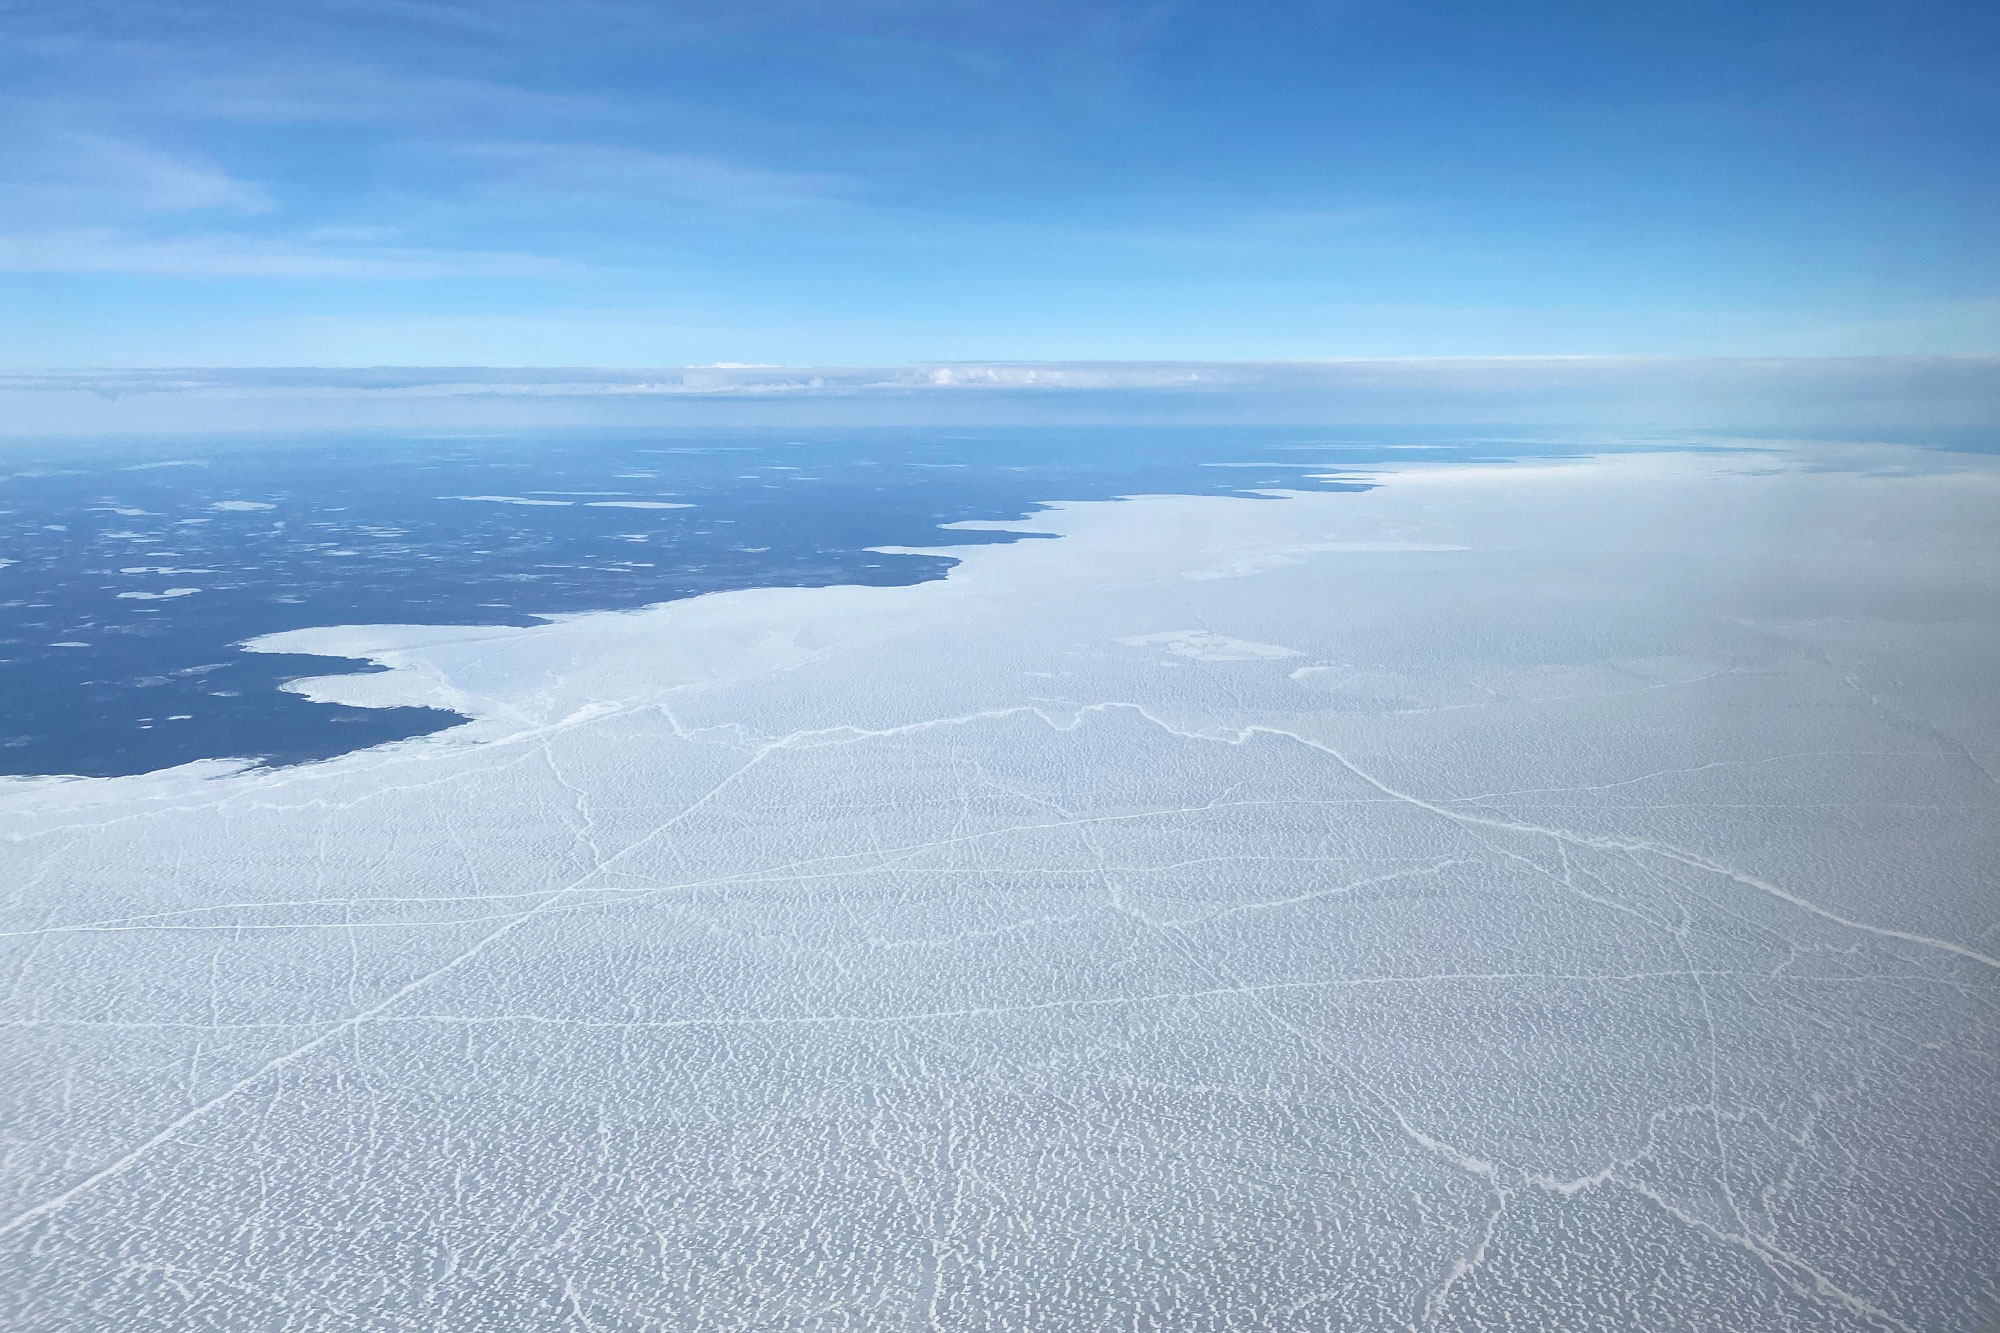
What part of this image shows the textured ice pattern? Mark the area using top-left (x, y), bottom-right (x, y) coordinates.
top-left (3, 446), bottom-right (1997, 1331)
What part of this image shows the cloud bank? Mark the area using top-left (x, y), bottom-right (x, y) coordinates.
top-left (4, 358), bottom-right (1997, 437)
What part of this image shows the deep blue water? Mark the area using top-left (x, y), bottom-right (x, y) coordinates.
top-left (1, 426), bottom-right (1601, 778)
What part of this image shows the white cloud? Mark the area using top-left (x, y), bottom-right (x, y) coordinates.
top-left (0, 228), bottom-right (568, 277)
top-left (452, 141), bottom-right (851, 214)
top-left (5, 358), bottom-right (1997, 437)
top-left (81, 136), bottom-right (272, 213)
top-left (0, 133), bottom-right (271, 221)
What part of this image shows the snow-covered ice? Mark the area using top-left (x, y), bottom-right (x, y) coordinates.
top-left (445, 495), bottom-right (575, 506)
top-left (1117, 630), bottom-right (1303, 661)
top-left (113, 587), bottom-right (201, 601)
top-left (3, 445), bottom-right (1996, 1331)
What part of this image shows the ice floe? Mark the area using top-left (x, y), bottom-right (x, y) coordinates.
top-left (2, 444), bottom-right (1996, 1331)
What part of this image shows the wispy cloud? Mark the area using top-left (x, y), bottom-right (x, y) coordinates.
top-left (450, 142), bottom-right (852, 214)
top-left (0, 229), bottom-right (567, 278)
top-left (0, 133), bottom-right (272, 222)
top-left (66, 135), bottom-right (271, 213)
top-left (5, 358), bottom-right (1995, 435)
top-left (4, 0), bottom-right (1995, 364)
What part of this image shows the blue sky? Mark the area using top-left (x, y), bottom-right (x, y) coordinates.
top-left (5, 0), bottom-right (1997, 366)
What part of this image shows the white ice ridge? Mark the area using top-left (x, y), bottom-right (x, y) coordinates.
top-left (3, 445), bottom-right (1998, 1332)
top-left (114, 586), bottom-right (199, 600)
top-left (444, 494), bottom-right (572, 505)
top-left (1117, 630), bottom-right (1303, 660)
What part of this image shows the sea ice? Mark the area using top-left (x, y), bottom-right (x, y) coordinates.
top-left (445, 494), bottom-right (574, 506)
top-left (113, 587), bottom-right (200, 600)
top-left (2, 444), bottom-right (1995, 1331)
top-left (1117, 630), bottom-right (1304, 660)
top-left (585, 500), bottom-right (694, 509)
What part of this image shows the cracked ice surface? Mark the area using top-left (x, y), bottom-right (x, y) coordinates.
top-left (3, 445), bottom-right (1998, 1331)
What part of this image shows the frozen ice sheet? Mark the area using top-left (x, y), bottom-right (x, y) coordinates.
top-left (3, 446), bottom-right (1997, 1331)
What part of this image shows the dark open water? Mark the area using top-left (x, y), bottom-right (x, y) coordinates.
top-left (0, 426), bottom-right (1607, 778)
